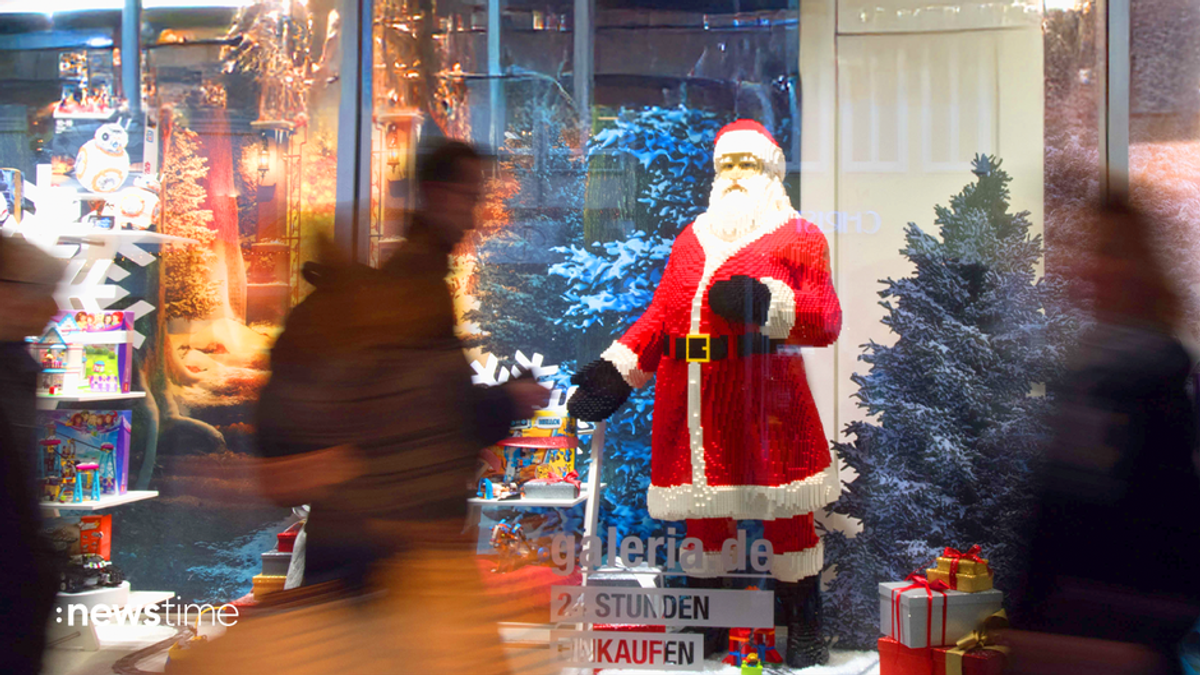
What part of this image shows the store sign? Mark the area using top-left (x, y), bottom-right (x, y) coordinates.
top-left (550, 527), bottom-right (779, 576)
top-left (550, 586), bottom-right (773, 627)
top-left (551, 630), bottom-right (703, 670)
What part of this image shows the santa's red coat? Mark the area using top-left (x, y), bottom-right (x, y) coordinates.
top-left (601, 212), bottom-right (842, 521)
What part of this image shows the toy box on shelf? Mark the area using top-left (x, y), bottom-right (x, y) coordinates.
top-left (476, 409), bottom-right (578, 501)
top-left (79, 514), bottom-right (113, 560)
top-left (35, 410), bottom-right (131, 503)
top-left (31, 311), bottom-right (133, 397)
top-left (54, 50), bottom-right (120, 121)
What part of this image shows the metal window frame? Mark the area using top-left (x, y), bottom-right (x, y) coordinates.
top-left (334, 0), bottom-right (375, 262)
top-left (1101, 0), bottom-right (1130, 203)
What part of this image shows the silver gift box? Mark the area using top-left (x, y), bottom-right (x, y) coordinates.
top-left (878, 581), bottom-right (1003, 648)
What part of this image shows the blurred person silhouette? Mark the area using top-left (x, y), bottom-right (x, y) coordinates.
top-left (169, 140), bottom-right (548, 675)
top-left (255, 139), bottom-right (546, 591)
top-left (0, 235), bottom-right (64, 675)
top-left (1009, 199), bottom-right (1200, 675)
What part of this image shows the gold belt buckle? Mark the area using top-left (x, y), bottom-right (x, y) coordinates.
top-left (685, 334), bottom-right (711, 363)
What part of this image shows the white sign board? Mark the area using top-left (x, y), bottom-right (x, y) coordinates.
top-left (552, 630), bottom-right (703, 670)
top-left (551, 586), bottom-right (773, 627)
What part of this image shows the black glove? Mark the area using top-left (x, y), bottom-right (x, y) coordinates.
top-left (708, 275), bottom-right (772, 325)
top-left (568, 358), bottom-right (633, 422)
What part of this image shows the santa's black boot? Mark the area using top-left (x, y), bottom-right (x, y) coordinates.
top-left (780, 577), bottom-right (829, 669)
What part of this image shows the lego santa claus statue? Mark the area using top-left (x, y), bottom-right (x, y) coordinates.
top-left (569, 120), bottom-right (841, 668)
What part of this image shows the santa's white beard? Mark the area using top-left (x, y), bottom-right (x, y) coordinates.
top-left (702, 175), bottom-right (793, 241)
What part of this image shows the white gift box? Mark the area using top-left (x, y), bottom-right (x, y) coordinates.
top-left (878, 580), bottom-right (1003, 648)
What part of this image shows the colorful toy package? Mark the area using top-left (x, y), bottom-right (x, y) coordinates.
top-left (477, 410), bottom-right (577, 497)
top-left (32, 311), bottom-right (133, 396)
top-left (35, 410), bottom-right (131, 502)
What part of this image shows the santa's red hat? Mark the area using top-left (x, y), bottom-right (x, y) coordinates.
top-left (714, 120), bottom-right (786, 178)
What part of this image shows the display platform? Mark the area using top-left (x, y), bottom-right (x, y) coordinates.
top-left (55, 580), bottom-right (130, 612)
top-left (46, 587), bottom-right (176, 653)
top-left (469, 485), bottom-right (598, 508)
top-left (38, 391), bottom-right (146, 403)
top-left (41, 490), bottom-right (158, 512)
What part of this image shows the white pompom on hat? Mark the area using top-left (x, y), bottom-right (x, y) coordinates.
top-left (713, 119), bottom-right (786, 178)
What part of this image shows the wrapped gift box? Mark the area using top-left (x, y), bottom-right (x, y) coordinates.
top-left (927, 568), bottom-right (993, 593)
top-left (261, 551), bottom-right (293, 576)
top-left (251, 574), bottom-right (286, 599)
top-left (879, 581), bottom-right (1003, 648)
top-left (879, 636), bottom-right (933, 675)
top-left (935, 555), bottom-right (990, 577)
top-left (930, 547), bottom-right (993, 592)
top-left (932, 646), bottom-right (1007, 675)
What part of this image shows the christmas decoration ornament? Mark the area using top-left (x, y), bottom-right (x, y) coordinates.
top-left (74, 122), bottom-right (131, 193)
top-left (568, 119), bottom-right (841, 666)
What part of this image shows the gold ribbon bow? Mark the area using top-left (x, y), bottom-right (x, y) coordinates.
top-left (944, 610), bottom-right (1010, 675)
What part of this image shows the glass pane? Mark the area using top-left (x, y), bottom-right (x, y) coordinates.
top-left (1129, 0), bottom-right (1200, 331)
top-left (1044, 0), bottom-right (1103, 273)
top-left (0, 0), bottom-right (1146, 666)
top-left (0, 0), bottom-right (342, 606)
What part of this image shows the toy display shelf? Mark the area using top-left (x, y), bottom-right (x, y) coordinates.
top-left (57, 230), bottom-right (196, 246)
top-left (53, 109), bottom-right (118, 121)
top-left (37, 390), bottom-right (146, 410)
top-left (41, 490), bottom-right (158, 515)
top-left (470, 422), bottom-right (605, 520)
top-left (468, 483), bottom-right (606, 509)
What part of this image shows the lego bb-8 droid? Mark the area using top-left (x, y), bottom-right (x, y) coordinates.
top-left (74, 122), bottom-right (130, 194)
top-left (102, 175), bottom-right (161, 230)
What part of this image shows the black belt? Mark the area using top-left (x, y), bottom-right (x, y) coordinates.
top-left (663, 333), bottom-right (780, 362)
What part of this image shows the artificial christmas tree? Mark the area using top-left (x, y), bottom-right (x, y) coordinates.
top-left (824, 155), bottom-right (1071, 649)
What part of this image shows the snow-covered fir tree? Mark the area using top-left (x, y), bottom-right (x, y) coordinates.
top-left (823, 155), bottom-right (1073, 648)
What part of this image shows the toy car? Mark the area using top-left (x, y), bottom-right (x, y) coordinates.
top-left (59, 553), bottom-right (124, 593)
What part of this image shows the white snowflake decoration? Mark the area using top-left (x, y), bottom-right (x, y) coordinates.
top-left (1, 166), bottom-right (188, 349)
top-left (469, 350), bottom-right (579, 413)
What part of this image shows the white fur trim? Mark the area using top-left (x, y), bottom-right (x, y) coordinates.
top-left (714, 129), bottom-right (786, 177)
top-left (677, 211), bottom-right (808, 502)
top-left (759, 276), bottom-right (796, 340)
top-left (824, 448), bottom-right (842, 501)
top-left (770, 540), bottom-right (824, 582)
top-left (646, 464), bottom-right (840, 521)
top-left (601, 341), bottom-right (653, 389)
top-left (686, 217), bottom-right (791, 495)
top-left (688, 361), bottom-right (706, 489)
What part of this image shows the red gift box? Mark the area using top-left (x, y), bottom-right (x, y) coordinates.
top-left (932, 646), bottom-right (1006, 675)
top-left (879, 636), bottom-right (933, 675)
